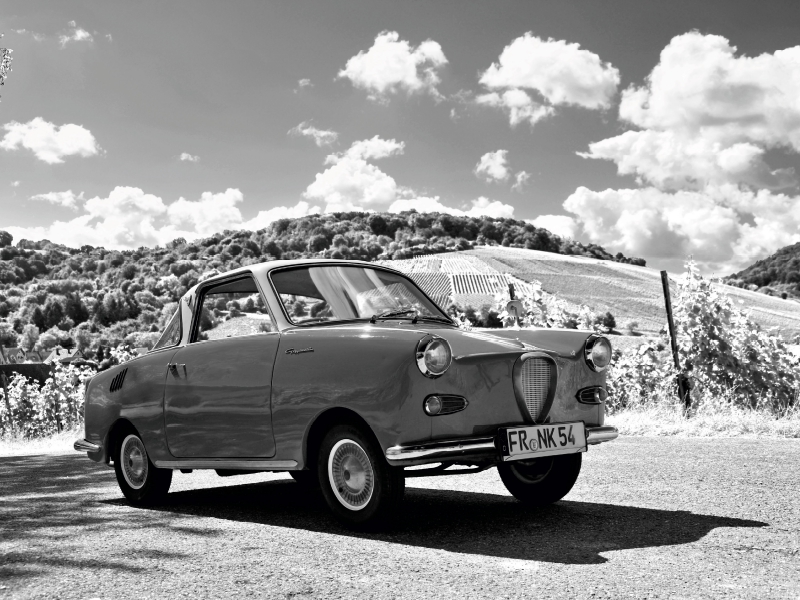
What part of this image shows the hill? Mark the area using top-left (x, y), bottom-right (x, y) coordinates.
top-left (386, 247), bottom-right (800, 339)
top-left (0, 212), bottom-right (643, 356)
top-left (725, 242), bottom-right (800, 299)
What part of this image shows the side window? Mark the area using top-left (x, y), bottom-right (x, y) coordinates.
top-left (194, 276), bottom-right (275, 342)
top-left (152, 308), bottom-right (182, 351)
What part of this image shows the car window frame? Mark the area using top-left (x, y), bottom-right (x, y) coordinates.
top-left (188, 272), bottom-right (277, 344)
top-left (266, 263), bottom-right (452, 328)
top-left (150, 305), bottom-right (183, 353)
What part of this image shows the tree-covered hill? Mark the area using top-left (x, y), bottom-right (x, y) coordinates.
top-left (0, 211), bottom-right (644, 358)
top-left (724, 242), bottom-right (800, 299)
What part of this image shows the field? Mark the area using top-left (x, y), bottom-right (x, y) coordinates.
top-left (386, 247), bottom-right (800, 338)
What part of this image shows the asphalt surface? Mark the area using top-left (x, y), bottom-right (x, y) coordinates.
top-left (1, 437), bottom-right (798, 600)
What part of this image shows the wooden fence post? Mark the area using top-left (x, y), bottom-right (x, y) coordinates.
top-left (1, 372), bottom-right (12, 435)
top-left (660, 271), bottom-right (691, 415)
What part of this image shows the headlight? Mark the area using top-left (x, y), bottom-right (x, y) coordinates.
top-left (416, 336), bottom-right (452, 378)
top-left (585, 334), bottom-right (612, 372)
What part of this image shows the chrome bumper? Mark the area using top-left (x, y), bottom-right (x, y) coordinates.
top-left (385, 426), bottom-right (618, 466)
top-left (74, 439), bottom-right (101, 453)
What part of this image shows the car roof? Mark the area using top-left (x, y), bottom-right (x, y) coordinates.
top-left (191, 258), bottom-right (403, 290)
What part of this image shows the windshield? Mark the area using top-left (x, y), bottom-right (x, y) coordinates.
top-left (270, 265), bottom-right (449, 325)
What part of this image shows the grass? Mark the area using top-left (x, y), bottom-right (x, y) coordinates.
top-left (610, 402), bottom-right (800, 438)
top-left (0, 426), bottom-right (82, 457)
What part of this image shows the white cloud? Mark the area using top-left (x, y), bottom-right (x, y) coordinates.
top-left (571, 32), bottom-right (800, 271)
top-left (476, 89), bottom-right (554, 127)
top-left (59, 21), bottom-right (94, 47)
top-left (297, 78), bottom-right (312, 88)
top-left (30, 190), bottom-right (85, 210)
top-left (13, 28), bottom-right (46, 42)
top-left (580, 130), bottom-right (796, 190)
top-left (512, 171), bottom-right (531, 193)
top-left (304, 136), bottom-right (406, 212)
top-left (179, 152), bottom-right (200, 162)
top-left (1, 117), bottom-right (100, 164)
top-left (528, 215), bottom-right (578, 239)
top-left (10, 180), bottom-right (20, 187)
top-left (341, 135), bottom-right (404, 162)
top-left (4, 187), bottom-right (321, 249)
top-left (388, 196), bottom-right (515, 219)
top-left (288, 121), bottom-right (339, 147)
top-left (558, 185), bottom-right (800, 272)
top-left (338, 31), bottom-right (448, 100)
top-left (479, 33), bottom-right (620, 111)
top-left (242, 201), bottom-right (320, 230)
top-left (474, 150), bottom-right (510, 182)
top-left (105, 34), bottom-right (113, 42)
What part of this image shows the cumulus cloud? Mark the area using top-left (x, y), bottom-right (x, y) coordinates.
top-left (581, 32), bottom-right (800, 190)
top-left (388, 196), bottom-right (515, 219)
top-left (304, 136), bottom-right (405, 212)
top-left (30, 190), bottom-right (85, 210)
top-left (1, 118), bottom-right (100, 164)
top-left (297, 78), bottom-right (312, 89)
top-left (474, 150), bottom-right (510, 182)
top-left (512, 171), bottom-right (531, 193)
top-left (476, 89), bottom-right (554, 127)
top-left (288, 121), bottom-right (339, 147)
top-left (571, 32), bottom-right (800, 271)
top-left (528, 215), bottom-right (578, 239)
top-left (59, 21), bottom-right (94, 47)
top-left (10, 180), bottom-right (20, 187)
top-left (4, 187), bottom-right (320, 249)
top-left (477, 33), bottom-right (619, 127)
top-left (179, 152), bottom-right (200, 162)
top-left (338, 31), bottom-right (448, 100)
top-left (12, 28), bottom-right (46, 42)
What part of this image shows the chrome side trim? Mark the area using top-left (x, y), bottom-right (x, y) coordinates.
top-left (386, 437), bottom-right (496, 466)
top-left (153, 459), bottom-right (298, 470)
top-left (586, 426), bottom-right (619, 445)
top-left (74, 439), bottom-right (101, 453)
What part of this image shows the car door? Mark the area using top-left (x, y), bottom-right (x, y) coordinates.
top-left (163, 274), bottom-right (280, 458)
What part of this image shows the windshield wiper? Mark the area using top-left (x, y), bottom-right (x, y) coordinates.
top-left (370, 310), bottom-right (454, 325)
top-left (370, 309), bottom-right (418, 323)
top-left (414, 315), bottom-right (455, 325)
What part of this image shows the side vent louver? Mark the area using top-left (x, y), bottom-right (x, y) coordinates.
top-left (109, 368), bottom-right (128, 393)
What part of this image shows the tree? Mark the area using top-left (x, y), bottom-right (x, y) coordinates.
top-left (0, 322), bottom-right (17, 348)
top-left (0, 230), bottom-right (12, 247)
top-left (20, 324), bottom-right (39, 352)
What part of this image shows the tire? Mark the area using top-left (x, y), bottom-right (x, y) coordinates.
top-left (498, 452), bottom-right (582, 506)
top-left (289, 470), bottom-right (320, 490)
top-left (113, 432), bottom-right (172, 505)
top-left (318, 424), bottom-right (404, 530)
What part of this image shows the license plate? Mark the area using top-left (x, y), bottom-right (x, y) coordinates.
top-left (499, 422), bottom-right (586, 461)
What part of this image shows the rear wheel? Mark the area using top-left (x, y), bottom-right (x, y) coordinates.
top-left (114, 432), bottom-right (172, 505)
top-left (498, 453), bottom-right (582, 505)
top-left (318, 424), bottom-right (404, 529)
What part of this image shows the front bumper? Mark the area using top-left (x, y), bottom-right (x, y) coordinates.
top-left (385, 425), bottom-right (618, 467)
top-left (74, 439), bottom-right (101, 453)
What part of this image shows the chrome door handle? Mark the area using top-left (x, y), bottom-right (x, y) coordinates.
top-left (167, 363), bottom-right (187, 374)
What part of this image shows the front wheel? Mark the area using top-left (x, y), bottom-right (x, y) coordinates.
top-left (114, 432), bottom-right (172, 505)
top-left (498, 453), bottom-right (582, 506)
top-left (318, 424), bottom-right (404, 530)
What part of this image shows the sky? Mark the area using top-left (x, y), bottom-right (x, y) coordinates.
top-left (1, 0), bottom-right (800, 275)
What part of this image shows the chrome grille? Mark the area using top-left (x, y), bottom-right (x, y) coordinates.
top-left (520, 358), bottom-right (551, 420)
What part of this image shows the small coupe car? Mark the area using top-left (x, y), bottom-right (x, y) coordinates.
top-left (75, 259), bottom-right (618, 528)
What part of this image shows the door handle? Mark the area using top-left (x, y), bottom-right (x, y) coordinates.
top-left (167, 363), bottom-right (187, 375)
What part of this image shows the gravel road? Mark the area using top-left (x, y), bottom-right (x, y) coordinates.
top-left (1, 437), bottom-right (798, 599)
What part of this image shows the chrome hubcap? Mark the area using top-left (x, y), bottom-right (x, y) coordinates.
top-left (121, 435), bottom-right (148, 490)
top-left (328, 439), bottom-right (374, 511)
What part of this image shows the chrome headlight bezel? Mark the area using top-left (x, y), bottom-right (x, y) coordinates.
top-left (416, 335), bottom-right (452, 378)
top-left (584, 334), bottom-right (612, 372)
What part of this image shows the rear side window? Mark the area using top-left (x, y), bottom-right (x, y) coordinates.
top-left (152, 308), bottom-right (182, 351)
top-left (193, 275), bottom-right (275, 342)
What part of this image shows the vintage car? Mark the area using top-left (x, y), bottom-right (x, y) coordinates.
top-left (75, 259), bottom-right (617, 528)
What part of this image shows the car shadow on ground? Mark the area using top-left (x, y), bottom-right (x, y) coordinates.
top-left (0, 454), bottom-right (768, 566)
top-left (128, 478), bottom-right (765, 565)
